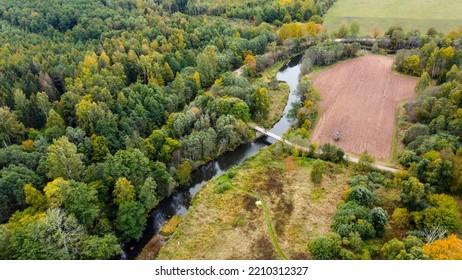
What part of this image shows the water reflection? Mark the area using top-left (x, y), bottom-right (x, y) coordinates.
top-left (122, 55), bottom-right (302, 259)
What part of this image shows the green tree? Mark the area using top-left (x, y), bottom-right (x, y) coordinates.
top-left (0, 165), bottom-right (42, 223)
top-left (0, 107), bottom-right (26, 146)
top-left (45, 136), bottom-right (85, 180)
top-left (61, 180), bottom-right (99, 228)
top-left (104, 148), bottom-right (150, 186)
top-left (175, 160), bottom-right (192, 185)
top-left (415, 71), bottom-right (431, 93)
top-left (310, 159), bottom-right (326, 184)
top-left (81, 234), bottom-right (122, 260)
top-left (251, 87), bottom-right (270, 120)
top-left (309, 232), bottom-right (342, 260)
top-left (116, 201), bottom-right (147, 241)
top-left (137, 177), bottom-right (159, 211)
top-left (400, 177), bottom-right (426, 210)
top-left (349, 21), bottom-right (360, 37)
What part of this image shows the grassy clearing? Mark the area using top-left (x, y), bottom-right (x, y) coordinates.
top-left (157, 144), bottom-right (353, 259)
top-left (323, 0), bottom-right (462, 35)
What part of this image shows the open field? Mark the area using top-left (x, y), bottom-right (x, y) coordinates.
top-left (323, 0), bottom-right (462, 35)
top-left (157, 145), bottom-right (353, 259)
top-left (310, 55), bottom-right (417, 161)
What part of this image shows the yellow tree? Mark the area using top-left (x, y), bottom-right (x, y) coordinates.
top-left (244, 54), bottom-right (257, 76)
top-left (423, 235), bottom-right (462, 260)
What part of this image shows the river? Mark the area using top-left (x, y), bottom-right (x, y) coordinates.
top-left (121, 54), bottom-right (303, 259)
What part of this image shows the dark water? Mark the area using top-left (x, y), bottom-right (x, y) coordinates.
top-left (121, 54), bottom-right (302, 259)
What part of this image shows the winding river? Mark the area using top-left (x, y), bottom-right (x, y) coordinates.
top-left (121, 55), bottom-right (303, 259)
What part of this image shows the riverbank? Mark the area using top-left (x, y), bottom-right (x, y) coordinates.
top-left (156, 143), bottom-right (353, 259)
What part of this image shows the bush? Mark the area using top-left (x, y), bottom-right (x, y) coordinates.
top-left (346, 186), bottom-right (374, 207)
top-left (333, 201), bottom-right (376, 239)
top-left (392, 208), bottom-right (409, 229)
top-left (369, 207), bottom-right (388, 237)
top-left (356, 151), bottom-right (375, 172)
top-left (320, 143), bottom-right (344, 163)
top-left (310, 160), bottom-right (326, 184)
top-left (309, 232), bottom-right (342, 260)
top-left (216, 181), bottom-right (233, 194)
top-left (403, 123), bottom-right (429, 144)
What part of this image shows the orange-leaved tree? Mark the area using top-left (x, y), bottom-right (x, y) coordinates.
top-left (423, 234), bottom-right (462, 260)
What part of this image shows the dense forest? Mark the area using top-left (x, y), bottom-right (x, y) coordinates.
top-left (0, 0), bottom-right (335, 259)
top-left (1, 0), bottom-right (461, 260)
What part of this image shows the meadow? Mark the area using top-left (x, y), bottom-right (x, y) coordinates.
top-left (323, 0), bottom-right (462, 35)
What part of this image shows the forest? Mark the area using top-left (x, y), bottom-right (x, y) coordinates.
top-left (0, 0), bottom-right (334, 259)
top-left (0, 0), bottom-right (461, 260)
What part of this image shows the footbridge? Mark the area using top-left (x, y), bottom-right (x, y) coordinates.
top-left (251, 125), bottom-right (398, 173)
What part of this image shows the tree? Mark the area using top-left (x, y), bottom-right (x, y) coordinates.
top-left (137, 177), bottom-right (159, 211)
top-left (104, 148), bottom-right (150, 186)
top-left (244, 54), bottom-right (257, 76)
top-left (23, 184), bottom-right (47, 212)
top-left (337, 22), bottom-right (349, 38)
top-left (346, 186), bottom-right (374, 207)
top-left (251, 87), bottom-right (270, 120)
top-left (0, 165), bottom-right (42, 223)
top-left (116, 201), bottom-right (147, 241)
top-left (11, 208), bottom-right (86, 260)
top-left (349, 21), bottom-right (360, 37)
top-left (400, 177), bottom-right (426, 210)
top-left (61, 180), bottom-right (99, 228)
top-left (309, 232), bottom-right (342, 260)
top-left (403, 55), bottom-right (421, 76)
top-left (45, 136), bottom-right (85, 180)
top-left (369, 207), bottom-right (388, 237)
top-left (422, 194), bottom-right (460, 233)
top-left (81, 234), bottom-right (122, 260)
top-left (175, 160), bottom-right (192, 185)
top-left (0, 107), bottom-right (26, 146)
top-left (310, 160), bottom-right (326, 184)
top-left (391, 208), bottom-right (409, 229)
top-left (356, 151), bottom-right (375, 172)
top-left (415, 71), bottom-right (431, 93)
top-left (113, 177), bottom-right (136, 207)
top-left (422, 234), bottom-right (462, 260)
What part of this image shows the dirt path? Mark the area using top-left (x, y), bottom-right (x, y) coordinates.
top-left (311, 55), bottom-right (417, 161)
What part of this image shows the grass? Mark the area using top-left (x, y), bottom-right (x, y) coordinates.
top-left (323, 0), bottom-right (462, 35)
top-left (156, 144), bottom-right (353, 259)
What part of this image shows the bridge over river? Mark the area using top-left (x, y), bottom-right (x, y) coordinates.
top-left (251, 124), bottom-right (398, 173)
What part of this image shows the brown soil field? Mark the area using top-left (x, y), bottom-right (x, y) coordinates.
top-left (311, 55), bottom-right (418, 161)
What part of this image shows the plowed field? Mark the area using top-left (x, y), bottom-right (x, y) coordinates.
top-left (311, 55), bottom-right (417, 160)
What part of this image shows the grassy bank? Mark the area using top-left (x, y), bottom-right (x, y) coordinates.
top-left (157, 144), bottom-right (353, 259)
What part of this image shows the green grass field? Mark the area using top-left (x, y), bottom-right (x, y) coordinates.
top-left (323, 0), bottom-right (462, 35)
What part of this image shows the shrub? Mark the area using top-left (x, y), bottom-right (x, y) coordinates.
top-left (320, 143), bottom-right (344, 163)
top-left (369, 207), bottom-right (388, 237)
top-left (403, 123), bottom-right (429, 144)
top-left (309, 232), bottom-right (342, 260)
top-left (356, 151), bottom-right (375, 172)
top-left (346, 186), bottom-right (374, 207)
top-left (310, 160), bottom-right (326, 184)
top-left (392, 208), bottom-right (409, 229)
top-left (216, 181), bottom-right (233, 194)
top-left (333, 201), bottom-right (376, 239)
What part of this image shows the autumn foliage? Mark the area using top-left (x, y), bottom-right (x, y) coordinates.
top-left (423, 235), bottom-right (462, 260)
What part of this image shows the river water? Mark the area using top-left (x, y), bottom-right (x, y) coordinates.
top-left (121, 55), bottom-right (302, 259)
